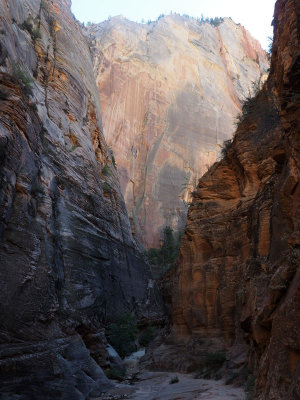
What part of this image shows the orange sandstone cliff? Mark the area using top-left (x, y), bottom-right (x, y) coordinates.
top-left (169, 0), bottom-right (300, 398)
top-left (88, 16), bottom-right (269, 247)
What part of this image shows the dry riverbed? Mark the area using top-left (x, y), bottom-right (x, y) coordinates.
top-left (97, 371), bottom-right (246, 400)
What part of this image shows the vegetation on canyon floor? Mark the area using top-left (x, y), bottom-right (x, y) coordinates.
top-left (107, 312), bottom-right (158, 359)
top-left (107, 313), bottom-right (138, 358)
top-left (169, 376), bottom-right (179, 384)
top-left (139, 325), bottom-right (158, 347)
top-left (104, 367), bottom-right (126, 381)
top-left (146, 226), bottom-right (182, 276)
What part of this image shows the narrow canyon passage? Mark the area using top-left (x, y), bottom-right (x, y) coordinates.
top-left (0, 0), bottom-right (299, 399)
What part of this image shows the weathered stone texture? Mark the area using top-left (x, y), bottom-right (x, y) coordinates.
top-left (88, 15), bottom-right (269, 247)
top-left (0, 0), bottom-right (163, 398)
top-left (171, 0), bottom-right (300, 398)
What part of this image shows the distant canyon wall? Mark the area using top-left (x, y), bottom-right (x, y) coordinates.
top-left (88, 15), bottom-right (269, 247)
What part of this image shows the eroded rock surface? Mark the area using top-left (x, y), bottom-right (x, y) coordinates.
top-left (88, 15), bottom-right (269, 247)
top-left (170, 0), bottom-right (300, 399)
top-left (0, 0), bottom-right (163, 398)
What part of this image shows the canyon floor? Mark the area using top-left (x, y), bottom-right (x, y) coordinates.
top-left (96, 350), bottom-right (246, 400)
top-left (97, 371), bottom-right (246, 400)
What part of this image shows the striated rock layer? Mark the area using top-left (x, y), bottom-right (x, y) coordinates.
top-left (0, 0), bottom-right (163, 398)
top-left (88, 15), bottom-right (269, 247)
top-left (171, 0), bottom-right (300, 398)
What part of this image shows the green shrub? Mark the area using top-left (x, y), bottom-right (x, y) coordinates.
top-left (112, 155), bottom-right (117, 168)
top-left (12, 64), bottom-right (33, 95)
top-left (146, 247), bottom-right (162, 265)
top-left (235, 78), bottom-right (263, 129)
top-left (160, 226), bottom-right (178, 264)
top-left (104, 367), bottom-right (125, 381)
top-left (20, 17), bottom-right (41, 40)
top-left (67, 145), bottom-right (79, 153)
top-left (236, 95), bottom-right (256, 125)
top-left (12, 64), bottom-right (33, 86)
top-left (102, 165), bottom-right (111, 176)
top-left (267, 36), bottom-right (273, 56)
top-left (197, 16), bottom-right (224, 27)
top-left (107, 313), bottom-right (138, 359)
top-left (40, 0), bottom-right (48, 10)
top-left (102, 182), bottom-right (112, 194)
top-left (220, 139), bottom-right (233, 158)
top-left (30, 102), bottom-right (38, 112)
top-left (146, 226), bottom-right (178, 265)
top-left (146, 226), bottom-right (182, 277)
top-left (83, 115), bottom-right (89, 125)
top-left (32, 27), bottom-right (41, 40)
top-left (169, 376), bottom-right (179, 384)
top-left (19, 18), bottom-right (33, 34)
top-left (209, 17), bottom-right (224, 26)
top-left (139, 325), bottom-right (157, 347)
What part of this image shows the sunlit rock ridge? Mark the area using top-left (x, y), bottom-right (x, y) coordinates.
top-left (88, 14), bottom-right (269, 247)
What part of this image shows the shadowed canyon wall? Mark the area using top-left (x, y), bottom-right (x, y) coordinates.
top-left (0, 0), bottom-right (163, 398)
top-left (88, 15), bottom-right (269, 247)
top-left (171, 0), bottom-right (300, 398)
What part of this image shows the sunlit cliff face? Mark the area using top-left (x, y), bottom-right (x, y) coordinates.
top-left (89, 15), bottom-right (269, 247)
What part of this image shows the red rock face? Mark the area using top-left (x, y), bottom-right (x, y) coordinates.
top-left (171, 0), bottom-right (300, 398)
top-left (88, 16), bottom-right (269, 248)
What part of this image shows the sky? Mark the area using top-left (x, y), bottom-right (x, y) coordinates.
top-left (71, 0), bottom-right (276, 49)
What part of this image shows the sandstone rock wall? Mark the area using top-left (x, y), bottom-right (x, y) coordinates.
top-left (0, 0), bottom-right (163, 398)
top-left (88, 16), bottom-right (269, 247)
top-left (171, 0), bottom-right (300, 398)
